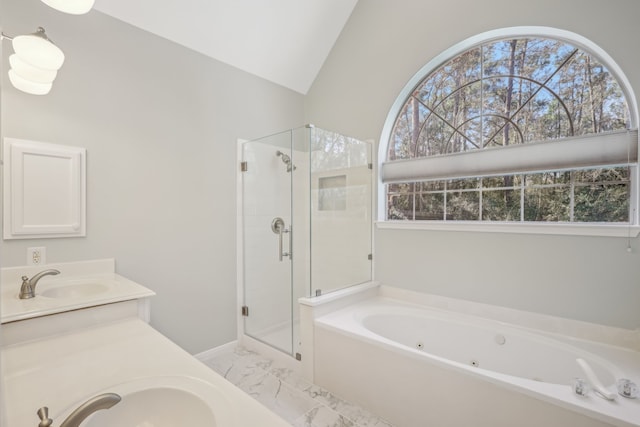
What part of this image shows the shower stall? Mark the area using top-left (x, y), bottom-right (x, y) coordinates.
top-left (239, 125), bottom-right (373, 358)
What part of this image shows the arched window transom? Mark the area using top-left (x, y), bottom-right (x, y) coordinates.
top-left (382, 34), bottom-right (638, 225)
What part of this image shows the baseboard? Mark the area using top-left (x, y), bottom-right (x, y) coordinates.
top-left (194, 340), bottom-right (238, 362)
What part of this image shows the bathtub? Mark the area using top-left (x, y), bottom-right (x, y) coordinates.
top-left (312, 288), bottom-right (640, 427)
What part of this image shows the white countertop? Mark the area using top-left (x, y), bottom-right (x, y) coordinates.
top-left (1, 317), bottom-right (291, 427)
top-left (1, 259), bottom-right (155, 323)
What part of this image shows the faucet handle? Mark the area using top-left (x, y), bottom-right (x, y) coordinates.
top-left (37, 407), bottom-right (53, 427)
top-left (617, 379), bottom-right (638, 398)
top-left (22, 275), bottom-right (30, 283)
top-left (572, 378), bottom-right (591, 396)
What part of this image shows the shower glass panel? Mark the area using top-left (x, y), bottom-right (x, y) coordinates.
top-left (242, 130), bottom-right (294, 355)
top-left (241, 125), bottom-right (372, 358)
top-left (309, 128), bottom-right (372, 296)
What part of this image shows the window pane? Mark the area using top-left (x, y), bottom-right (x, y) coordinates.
top-left (574, 167), bottom-right (629, 184)
top-left (448, 177), bottom-right (479, 190)
top-left (574, 183), bottom-right (629, 222)
top-left (573, 167), bottom-right (630, 222)
top-left (524, 186), bottom-right (570, 221)
top-left (432, 84), bottom-right (484, 154)
top-left (389, 99), bottom-right (430, 160)
top-left (415, 47), bottom-right (482, 108)
top-left (422, 115), bottom-right (456, 156)
top-left (447, 191), bottom-right (479, 220)
top-left (483, 189), bottom-right (521, 221)
top-left (483, 174), bottom-right (522, 189)
top-left (420, 180), bottom-right (445, 191)
top-left (562, 51), bottom-right (629, 135)
top-left (525, 171), bottom-right (571, 186)
top-left (387, 182), bottom-right (414, 194)
top-left (388, 193), bottom-right (414, 220)
top-left (527, 88), bottom-right (574, 140)
top-left (452, 117), bottom-right (482, 153)
top-left (416, 193), bottom-right (444, 220)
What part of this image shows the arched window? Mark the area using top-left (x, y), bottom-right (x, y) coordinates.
top-left (379, 28), bottom-right (638, 232)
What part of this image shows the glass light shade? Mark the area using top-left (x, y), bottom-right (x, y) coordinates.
top-left (8, 70), bottom-right (53, 95)
top-left (40, 0), bottom-right (95, 15)
top-left (9, 54), bottom-right (58, 84)
top-left (12, 30), bottom-right (65, 71)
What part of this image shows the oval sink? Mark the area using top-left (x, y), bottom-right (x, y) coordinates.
top-left (40, 282), bottom-right (111, 299)
top-left (55, 376), bottom-right (234, 427)
top-left (82, 388), bottom-right (217, 426)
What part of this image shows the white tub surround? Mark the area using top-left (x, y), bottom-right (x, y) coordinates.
top-left (1, 259), bottom-right (155, 323)
top-left (1, 317), bottom-right (291, 427)
top-left (298, 281), bottom-right (380, 381)
top-left (308, 284), bottom-right (640, 427)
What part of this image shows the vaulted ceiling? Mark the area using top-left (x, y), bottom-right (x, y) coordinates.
top-left (93, 0), bottom-right (358, 94)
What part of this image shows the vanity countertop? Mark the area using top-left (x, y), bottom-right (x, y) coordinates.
top-left (1, 259), bottom-right (155, 323)
top-left (1, 317), bottom-right (291, 427)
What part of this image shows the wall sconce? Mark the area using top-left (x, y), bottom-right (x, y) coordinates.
top-left (40, 0), bottom-right (95, 15)
top-left (1, 27), bottom-right (65, 95)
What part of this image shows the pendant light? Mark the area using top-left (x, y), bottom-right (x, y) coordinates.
top-left (8, 70), bottom-right (53, 95)
top-left (1, 27), bottom-right (64, 95)
top-left (12, 27), bottom-right (65, 71)
top-left (0, 0), bottom-right (92, 96)
top-left (40, 0), bottom-right (95, 15)
top-left (9, 54), bottom-right (58, 83)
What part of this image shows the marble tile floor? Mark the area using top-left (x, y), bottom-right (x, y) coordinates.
top-left (201, 346), bottom-right (394, 427)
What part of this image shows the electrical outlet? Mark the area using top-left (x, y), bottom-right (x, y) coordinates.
top-left (27, 247), bottom-right (46, 265)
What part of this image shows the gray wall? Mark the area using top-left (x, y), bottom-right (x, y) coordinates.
top-left (1, 0), bottom-right (304, 353)
top-left (305, 0), bottom-right (640, 329)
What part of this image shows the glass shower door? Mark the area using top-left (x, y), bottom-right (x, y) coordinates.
top-left (241, 130), bottom-right (294, 355)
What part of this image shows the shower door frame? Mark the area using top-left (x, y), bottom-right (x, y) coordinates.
top-left (236, 135), bottom-right (298, 359)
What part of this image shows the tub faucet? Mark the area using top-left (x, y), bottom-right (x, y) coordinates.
top-left (576, 358), bottom-right (617, 400)
top-left (47, 393), bottom-right (121, 427)
top-left (19, 269), bottom-right (60, 299)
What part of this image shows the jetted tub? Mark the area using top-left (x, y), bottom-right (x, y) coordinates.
top-left (312, 291), bottom-right (640, 427)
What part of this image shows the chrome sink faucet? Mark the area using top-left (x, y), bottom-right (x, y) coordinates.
top-left (36, 393), bottom-right (121, 427)
top-left (19, 269), bottom-right (60, 299)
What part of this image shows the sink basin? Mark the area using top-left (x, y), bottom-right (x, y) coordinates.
top-left (40, 281), bottom-right (112, 299)
top-left (55, 376), bottom-right (234, 427)
top-left (81, 388), bottom-right (217, 426)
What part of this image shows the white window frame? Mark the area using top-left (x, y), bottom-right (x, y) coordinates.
top-left (377, 26), bottom-right (640, 237)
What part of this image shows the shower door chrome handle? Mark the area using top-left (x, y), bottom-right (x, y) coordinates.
top-left (271, 217), bottom-right (292, 261)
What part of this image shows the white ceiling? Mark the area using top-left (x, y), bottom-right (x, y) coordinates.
top-left (93, 0), bottom-right (358, 94)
